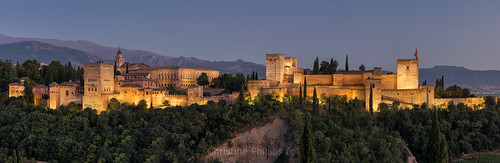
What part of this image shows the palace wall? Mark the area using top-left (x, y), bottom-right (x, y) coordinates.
top-left (378, 74), bottom-right (397, 90)
top-left (381, 85), bottom-right (434, 106)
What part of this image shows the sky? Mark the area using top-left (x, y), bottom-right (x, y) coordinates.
top-left (1, 0), bottom-right (500, 72)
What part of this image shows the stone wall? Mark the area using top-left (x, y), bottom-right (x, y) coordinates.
top-left (381, 85), bottom-right (434, 106)
top-left (378, 74), bottom-right (397, 90)
top-left (304, 75), bottom-right (333, 86)
top-left (433, 97), bottom-right (487, 109)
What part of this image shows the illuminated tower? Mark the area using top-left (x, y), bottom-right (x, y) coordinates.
top-left (115, 47), bottom-right (125, 67)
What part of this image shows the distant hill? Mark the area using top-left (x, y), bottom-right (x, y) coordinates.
top-left (0, 41), bottom-right (101, 66)
top-left (0, 34), bottom-right (265, 75)
top-left (420, 66), bottom-right (500, 87)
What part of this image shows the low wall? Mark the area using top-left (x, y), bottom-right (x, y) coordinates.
top-left (433, 97), bottom-right (486, 109)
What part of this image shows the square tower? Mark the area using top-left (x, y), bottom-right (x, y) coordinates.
top-left (266, 54), bottom-right (286, 83)
top-left (397, 59), bottom-right (419, 89)
top-left (83, 63), bottom-right (115, 112)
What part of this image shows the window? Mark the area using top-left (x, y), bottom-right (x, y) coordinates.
top-left (66, 91), bottom-right (69, 96)
top-left (407, 66), bottom-right (409, 69)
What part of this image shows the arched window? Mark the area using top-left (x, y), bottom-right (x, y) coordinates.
top-left (66, 90), bottom-right (69, 96)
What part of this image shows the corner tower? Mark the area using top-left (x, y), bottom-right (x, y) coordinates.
top-left (266, 54), bottom-right (286, 83)
top-left (396, 50), bottom-right (419, 89)
top-left (115, 48), bottom-right (125, 67)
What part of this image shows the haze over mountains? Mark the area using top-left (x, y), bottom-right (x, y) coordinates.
top-left (0, 34), bottom-right (265, 75)
top-left (0, 34), bottom-right (499, 87)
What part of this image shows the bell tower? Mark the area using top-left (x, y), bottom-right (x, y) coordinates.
top-left (115, 47), bottom-right (125, 67)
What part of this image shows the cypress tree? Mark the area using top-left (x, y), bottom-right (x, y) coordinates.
top-left (369, 84), bottom-right (373, 115)
top-left (237, 83), bottom-right (245, 103)
top-left (126, 63), bottom-right (129, 73)
top-left (313, 57), bottom-right (319, 74)
top-left (329, 58), bottom-right (334, 74)
top-left (345, 54), bottom-right (349, 71)
top-left (441, 75), bottom-right (444, 88)
top-left (303, 77), bottom-right (307, 99)
top-left (251, 71), bottom-right (255, 80)
top-left (299, 83), bottom-right (303, 104)
top-left (23, 78), bottom-right (34, 104)
top-left (313, 87), bottom-right (318, 115)
top-left (425, 109), bottom-right (449, 163)
top-left (246, 75), bottom-right (249, 81)
top-left (255, 72), bottom-right (258, 80)
top-left (300, 114), bottom-right (316, 163)
top-left (327, 95), bottom-right (330, 111)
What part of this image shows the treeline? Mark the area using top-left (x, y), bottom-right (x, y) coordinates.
top-left (376, 102), bottom-right (500, 160)
top-left (209, 73), bottom-right (246, 92)
top-left (431, 76), bottom-right (475, 98)
top-left (0, 94), bottom-right (286, 162)
top-left (289, 95), bottom-right (405, 162)
top-left (0, 59), bottom-right (83, 91)
top-left (310, 54), bottom-right (367, 74)
top-left (312, 57), bottom-right (339, 74)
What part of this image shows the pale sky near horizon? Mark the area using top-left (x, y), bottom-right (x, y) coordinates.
top-left (1, 1), bottom-right (500, 71)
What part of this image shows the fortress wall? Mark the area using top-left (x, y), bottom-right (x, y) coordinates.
top-left (165, 95), bottom-right (188, 106)
top-left (304, 75), bottom-right (333, 85)
top-left (382, 89), bottom-right (429, 105)
top-left (379, 74), bottom-right (397, 90)
top-left (341, 74), bottom-right (364, 85)
top-left (433, 97), bottom-right (486, 109)
top-left (247, 80), bottom-right (271, 99)
top-left (58, 86), bottom-right (82, 106)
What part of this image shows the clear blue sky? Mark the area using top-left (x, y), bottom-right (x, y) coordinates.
top-left (1, 1), bottom-right (500, 71)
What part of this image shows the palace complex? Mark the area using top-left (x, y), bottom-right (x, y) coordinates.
top-left (8, 49), bottom-right (491, 112)
top-left (248, 53), bottom-right (488, 111)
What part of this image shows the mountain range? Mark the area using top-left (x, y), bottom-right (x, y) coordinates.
top-left (0, 34), bottom-right (265, 75)
top-left (419, 65), bottom-right (500, 87)
top-left (0, 34), bottom-right (499, 87)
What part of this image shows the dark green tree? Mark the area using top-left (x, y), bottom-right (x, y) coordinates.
top-left (108, 98), bottom-right (121, 110)
top-left (6, 149), bottom-right (23, 163)
top-left (162, 100), bottom-right (170, 107)
top-left (319, 60), bottom-right (329, 74)
top-left (313, 57), bottom-right (319, 74)
top-left (196, 72), bottom-right (210, 86)
top-left (425, 109), bottom-right (449, 163)
top-left (137, 100), bottom-right (148, 110)
top-left (114, 61), bottom-right (121, 75)
top-left (237, 83), bottom-right (246, 103)
top-left (369, 84), bottom-right (373, 115)
top-left (484, 96), bottom-right (496, 108)
top-left (303, 77), bottom-right (307, 99)
top-left (300, 114), bottom-right (316, 163)
top-left (23, 78), bottom-right (34, 104)
top-left (313, 87), bottom-right (318, 115)
top-left (251, 71), bottom-right (255, 80)
top-left (126, 63), bottom-right (129, 73)
top-left (345, 54), bottom-right (349, 71)
top-left (359, 64), bottom-right (365, 71)
top-left (299, 83), bottom-right (303, 104)
top-left (255, 72), bottom-right (258, 80)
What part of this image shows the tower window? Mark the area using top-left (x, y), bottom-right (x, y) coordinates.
top-left (407, 66), bottom-right (409, 69)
